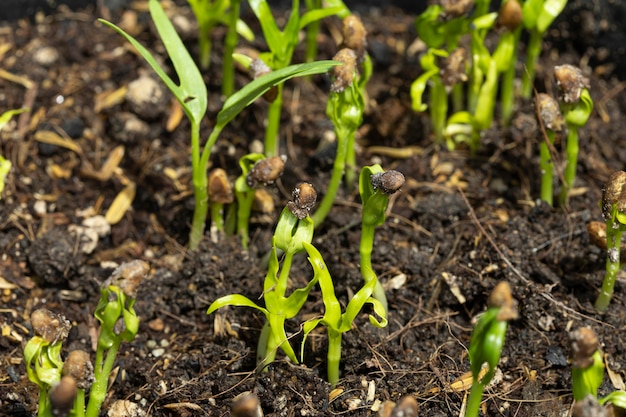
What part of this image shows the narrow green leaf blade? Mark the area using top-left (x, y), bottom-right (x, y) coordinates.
top-left (217, 60), bottom-right (338, 127)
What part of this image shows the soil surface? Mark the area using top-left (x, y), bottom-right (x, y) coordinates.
top-left (2, 2), bottom-right (626, 417)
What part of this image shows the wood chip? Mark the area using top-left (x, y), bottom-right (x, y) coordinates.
top-left (34, 130), bottom-right (82, 154)
top-left (94, 86), bottom-right (127, 113)
top-left (105, 182), bottom-right (136, 225)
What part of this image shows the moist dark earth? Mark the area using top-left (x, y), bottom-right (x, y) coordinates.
top-left (2, 1), bottom-right (626, 416)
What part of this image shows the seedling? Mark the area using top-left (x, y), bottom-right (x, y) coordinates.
top-left (62, 350), bottom-right (94, 417)
top-left (208, 168), bottom-right (234, 234)
top-left (24, 309), bottom-right (71, 417)
top-left (248, 0), bottom-right (343, 157)
top-left (304, 0), bottom-right (350, 63)
top-left (497, 0), bottom-right (523, 126)
top-left (536, 93), bottom-right (564, 206)
top-left (235, 154), bottom-right (286, 249)
top-left (100, 0), bottom-right (338, 250)
top-left (207, 183), bottom-right (317, 370)
top-left (569, 326), bottom-right (626, 411)
top-left (594, 171), bottom-right (626, 312)
top-left (86, 260), bottom-right (149, 416)
top-left (359, 165), bottom-right (405, 315)
top-left (312, 47), bottom-right (364, 225)
top-left (521, 0), bottom-right (568, 98)
top-left (301, 240), bottom-right (387, 386)
top-left (465, 282), bottom-right (518, 417)
top-left (554, 64), bottom-right (593, 206)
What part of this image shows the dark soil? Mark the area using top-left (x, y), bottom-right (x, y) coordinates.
top-left (2, 2), bottom-right (626, 417)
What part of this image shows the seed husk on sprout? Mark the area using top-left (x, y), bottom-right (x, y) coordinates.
top-left (63, 350), bottom-right (94, 390)
top-left (370, 170), bottom-right (405, 195)
top-left (330, 48), bottom-right (358, 93)
top-left (208, 168), bottom-right (234, 205)
top-left (570, 327), bottom-right (599, 369)
top-left (49, 376), bottom-right (78, 417)
top-left (287, 182), bottom-right (317, 220)
top-left (246, 155), bottom-right (286, 188)
top-left (497, 0), bottom-right (523, 31)
top-left (601, 170), bottom-right (626, 220)
top-left (342, 15), bottom-right (367, 62)
top-left (537, 93), bottom-right (564, 132)
top-left (554, 64), bottom-right (590, 104)
top-left (30, 308), bottom-right (71, 345)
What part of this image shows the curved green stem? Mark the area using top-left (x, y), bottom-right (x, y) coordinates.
top-left (465, 381), bottom-right (485, 417)
top-left (312, 128), bottom-right (350, 226)
top-left (595, 223), bottom-right (624, 312)
top-left (326, 329), bottom-right (342, 386)
top-left (559, 125), bottom-right (579, 206)
top-left (539, 130), bottom-right (555, 206)
top-left (522, 30), bottom-right (542, 99)
top-left (360, 224), bottom-right (388, 314)
top-left (264, 85), bottom-right (284, 157)
top-left (85, 340), bottom-right (122, 417)
top-left (222, 0), bottom-right (241, 97)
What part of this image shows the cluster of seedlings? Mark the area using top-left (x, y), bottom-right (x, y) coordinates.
top-left (11, 0), bottom-right (625, 415)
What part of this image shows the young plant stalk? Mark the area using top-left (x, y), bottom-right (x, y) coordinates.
top-left (536, 93), bottom-right (564, 206)
top-left (594, 171), bottom-right (626, 312)
top-left (86, 261), bottom-right (148, 417)
top-left (207, 184), bottom-right (317, 370)
top-left (570, 327), bottom-right (604, 401)
top-left (359, 166), bottom-right (405, 316)
top-left (208, 168), bottom-right (234, 234)
top-left (100, 0), bottom-right (338, 250)
top-left (249, 0), bottom-right (343, 156)
top-left (554, 65), bottom-right (593, 206)
top-left (301, 242), bottom-right (387, 386)
top-left (312, 48), bottom-right (363, 225)
top-left (521, 0), bottom-right (567, 98)
top-left (497, 0), bottom-right (523, 126)
top-left (235, 154), bottom-right (286, 249)
top-left (465, 282), bottom-right (518, 417)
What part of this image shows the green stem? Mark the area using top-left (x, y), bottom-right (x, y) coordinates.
top-left (326, 329), bottom-right (342, 386)
top-left (500, 29), bottom-right (521, 126)
top-left (312, 128), bottom-right (350, 226)
top-left (256, 321), bottom-right (278, 370)
top-left (559, 124), bottom-right (578, 206)
top-left (451, 84), bottom-right (464, 114)
top-left (211, 202), bottom-right (224, 232)
top-left (360, 224), bottom-right (388, 314)
top-left (190, 125), bottom-right (224, 250)
top-left (595, 222), bottom-right (623, 312)
top-left (539, 130), bottom-right (555, 206)
top-left (264, 85), bottom-right (284, 157)
top-left (74, 389), bottom-right (86, 417)
top-left (85, 341), bottom-right (122, 417)
top-left (198, 25), bottom-right (212, 70)
top-left (304, 0), bottom-right (321, 63)
top-left (222, 0), bottom-right (240, 97)
top-left (431, 77), bottom-right (447, 143)
top-left (522, 30), bottom-right (542, 99)
top-left (38, 388), bottom-right (51, 417)
top-left (237, 189), bottom-right (255, 249)
top-left (344, 131), bottom-right (356, 194)
top-left (465, 381), bottom-right (485, 417)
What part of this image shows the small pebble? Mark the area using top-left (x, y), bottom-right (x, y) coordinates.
top-left (107, 400), bottom-right (146, 417)
top-left (33, 46), bottom-right (60, 66)
top-left (126, 75), bottom-right (168, 119)
top-left (151, 348), bottom-right (165, 358)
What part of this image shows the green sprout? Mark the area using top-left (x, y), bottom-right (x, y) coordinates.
top-left (24, 309), bottom-right (71, 417)
top-left (86, 260), bottom-right (149, 417)
top-left (554, 64), bottom-right (593, 206)
top-left (235, 154), bottom-right (286, 249)
top-left (208, 168), bottom-right (234, 235)
top-left (301, 241), bottom-right (387, 386)
top-left (207, 183), bottom-right (317, 370)
top-left (62, 350), bottom-right (94, 417)
top-left (569, 326), bottom-right (626, 412)
top-left (359, 165), bottom-right (405, 316)
top-left (312, 47), bottom-right (364, 225)
top-left (497, 0), bottom-right (523, 126)
top-left (248, 0), bottom-right (343, 157)
top-left (304, 0), bottom-right (349, 63)
top-left (535, 93), bottom-right (564, 206)
top-left (100, 0), bottom-right (338, 250)
top-left (465, 282), bottom-right (518, 417)
top-left (521, 0), bottom-right (567, 98)
top-left (593, 171), bottom-right (626, 312)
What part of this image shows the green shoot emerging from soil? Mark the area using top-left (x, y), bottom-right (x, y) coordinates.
top-left (24, 309), bottom-right (71, 417)
top-left (87, 260), bottom-right (148, 417)
top-left (359, 165), bottom-right (405, 316)
top-left (24, 261), bottom-right (148, 417)
top-left (521, 0), bottom-right (568, 98)
top-left (100, 0), bottom-right (337, 250)
top-left (466, 282), bottom-right (518, 417)
top-left (594, 171), bottom-right (626, 312)
top-left (554, 64), bottom-right (593, 206)
top-left (570, 326), bottom-right (626, 411)
top-left (207, 184), bottom-right (317, 371)
top-left (301, 241), bottom-right (387, 386)
top-left (312, 47), bottom-right (364, 225)
top-left (249, 0), bottom-right (343, 157)
top-left (236, 154), bottom-right (286, 249)
top-left (536, 93), bottom-right (564, 206)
